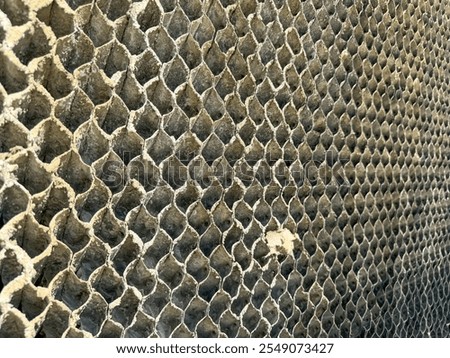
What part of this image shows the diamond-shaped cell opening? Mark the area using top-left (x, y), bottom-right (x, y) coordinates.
top-left (72, 238), bottom-right (108, 280)
top-left (76, 64), bottom-right (112, 105)
top-left (97, 0), bottom-right (130, 21)
top-left (197, 316), bottom-right (219, 337)
top-left (111, 288), bottom-right (140, 328)
top-left (146, 130), bottom-right (174, 165)
top-left (178, 34), bottom-right (201, 69)
top-left (112, 182), bottom-right (144, 221)
top-left (33, 242), bottom-right (71, 288)
top-left (94, 95), bottom-right (128, 135)
top-left (161, 157), bottom-right (188, 189)
top-left (56, 150), bottom-right (93, 194)
top-left (143, 231), bottom-right (171, 269)
top-left (76, 293), bottom-right (108, 336)
top-left (54, 89), bottom-right (92, 131)
top-left (127, 156), bottom-right (159, 192)
top-left (0, 185), bottom-right (29, 228)
top-left (167, 6), bottom-right (189, 40)
top-left (134, 50), bottom-right (160, 86)
top-left (91, 267), bottom-right (125, 304)
top-left (156, 303), bottom-right (183, 338)
top-left (160, 206), bottom-right (186, 239)
top-left (11, 87), bottom-right (52, 130)
top-left (157, 254), bottom-right (184, 289)
top-left (172, 275), bottom-right (196, 310)
top-left (0, 0), bottom-right (29, 26)
top-left (52, 209), bottom-right (91, 253)
top-left (137, 0), bottom-right (161, 32)
top-left (0, 311), bottom-right (27, 338)
top-left (78, 4), bottom-right (114, 47)
top-left (113, 235), bottom-right (142, 275)
top-left (222, 265), bottom-right (242, 298)
top-left (52, 271), bottom-right (90, 310)
top-left (142, 280), bottom-right (170, 317)
top-left (115, 16), bottom-right (146, 55)
top-left (10, 215), bottom-right (52, 258)
top-left (35, 302), bottom-right (70, 338)
top-left (33, 119), bottom-right (71, 163)
top-left (112, 128), bottom-right (143, 165)
top-left (95, 40), bottom-right (129, 77)
top-left (124, 312), bottom-right (155, 338)
top-left (0, 249), bottom-right (25, 288)
top-left (126, 259), bottom-right (156, 295)
top-left (115, 70), bottom-right (145, 110)
top-left (13, 24), bottom-right (51, 65)
top-left (184, 297), bottom-right (207, 332)
top-left (132, 104), bottom-right (159, 140)
top-left (191, 63), bottom-right (214, 95)
top-left (98, 320), bottom-right (123, 338)
top-left (92, 207), bottom-right (126, 247)
top-left (74, 179), bottom-right (110, 222)
top-left (32, 183), bottom-right (72, 226)
top-left (93, 151), bottom-right (126, 194)
top-left (34, 57), bottom-right (73, 100)
top-left (173, 228), bottom-right (198, 263)
top-left (147, 26), bottom-right (176, 63)
top-left (146, 79), bottom-right (174, 115)
top-left (186, 248), bottom-right (209, 283)
top-left (220, 310), bottom-right (240, 338)
top-left (37, 0), bottom-right (74, 38)
top-left (0, 120), bottom-right (27, 153)
top-left (145, 184), bottom-right (173, 216)
top-left (0, 51), bottom-right (27, 94)
top-left (56, 31), bottom-right (95, 73)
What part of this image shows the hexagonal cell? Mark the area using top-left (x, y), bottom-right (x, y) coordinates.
top-left (126, 258), bottom-right (156, 295)
top-left (91, 266), bottom-right (124, 304)
top-left (95, 40), bottom-right (129, 77)
top-left (146, 79), bottom-right (174, 115)
top-left (111, 288), bottom-right (140, 327)
top-left (76, 293), bottom-right (108, 336)
top-left (4, 214), bottom-right (51, 258)
top-left (111, 234), bottom-right (141, 275)
top-left (12, 23), bottom-right (52, 65)
top-left (112, 128), bottom-right (143, 165)
top-left (74, 179), bottom-right (110, 222)
top-left (134, 50), bottom-right (160, 86)
top-left (142, 280), bottom-right (170, 318)
top-left (94, 95), bottom-right (128, 135)
top-left (52, 271), bottom-right (90, 310)
top-left (32, 182), bottom-right (72, 226)
top-left (124, 311), bottom-right (155, 338)
top-left (0, 0), bottom-right (29, 26)
top-left (0, 119), bottom-right (27, 153)
top-left (115, 70), bottom-right (145, 110)
top-left (32, 119), bottom-right (71, 163)
top-left (184, 297), bottom-right (207, 332)
top-left (115, 16), bottom-right (146, 55)
top-left (0, 184), bottom-right (29, 228)
top-left (97, 0), bottom-right (130, 21)
top-left (142, 230), bottom-right (172, 269)
top-left (0, 249), bottom-right (25, 288)
top-left (0, 310), bottom-right (27, 337)
top-left (11, 86), bottom-right (52, 130)
top-left (37, 0), bottom-right (74, 38)
top-left (93, 151), bottom-right (126, 194)
top-left (51, 209), bottom-right (90, 253)
top-left (35, 302), bottom-right (70, 337)
top-left (92, 207), bottom-right (126, 247)
top-left (78, 4), bottom-right (114, 47)
top-left (98, 320), bottom-right (123, 338)
top-left (157, 254), bottom-right (184, 289)
top-left (33, 242), bottom-right (71, 288)
top-left (55, 88), bottom-right (93, 131)
top-left (34, 57), bottom-right (73, 100)
top-left (72, 238), bottom-right (108, 280)
top-left (56, 31), bottom-right (95, 73)
top-left (76, 64), bottom-right (112, 105)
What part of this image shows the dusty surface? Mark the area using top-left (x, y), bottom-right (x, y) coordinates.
top-left (0, 0), bottom-right (449, 338)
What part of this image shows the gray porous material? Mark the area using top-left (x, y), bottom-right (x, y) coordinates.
top-left (0, 0), bottom-right (449, 338)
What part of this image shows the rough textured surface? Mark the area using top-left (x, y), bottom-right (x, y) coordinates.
top-left (0, 0), bottom-right (449, 338)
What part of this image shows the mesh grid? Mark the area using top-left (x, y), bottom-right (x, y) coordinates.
top-left (0, 0), bottom-right (449, 338)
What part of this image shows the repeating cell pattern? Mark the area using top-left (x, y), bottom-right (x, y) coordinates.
top-left (0, 0), bottom-right (449, 338)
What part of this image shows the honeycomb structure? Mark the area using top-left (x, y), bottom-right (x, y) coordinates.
top-left (0, 0), bottom-right (449, 338)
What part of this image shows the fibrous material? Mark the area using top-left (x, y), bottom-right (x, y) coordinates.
top-left (0, 0), bottom-right (449, 338)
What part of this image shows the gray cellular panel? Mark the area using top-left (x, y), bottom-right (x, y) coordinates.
top-left (0, 0), bottom-right (449, 338)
